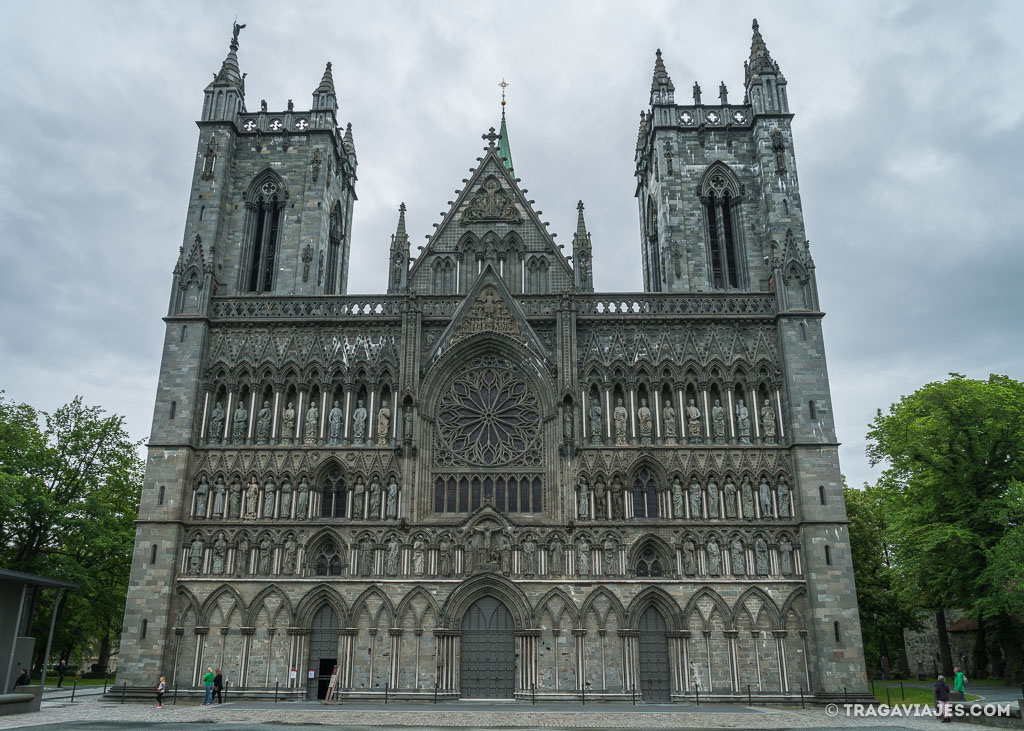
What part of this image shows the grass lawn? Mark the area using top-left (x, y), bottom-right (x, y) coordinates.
top-left (873, 685), bottom-right (980, 705)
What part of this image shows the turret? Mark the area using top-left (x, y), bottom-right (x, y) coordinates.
top-left (650, 49), bottom-right (675, 105)
top-left (388, 203), bottom-right (410, 293)
top-left (201, 22), bottom-right (246, 122)
top-left (572, 201), bottom-right (593, 292)
top-left (744, 19), bottom-right (789, 114)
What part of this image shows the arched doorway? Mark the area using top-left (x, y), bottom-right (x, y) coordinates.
top-left (460, 596), bottom-right (515, 698)
top-left (308, 605), bottom-right (339, 699)
top-left (638, 606), bottom-right (671, 702)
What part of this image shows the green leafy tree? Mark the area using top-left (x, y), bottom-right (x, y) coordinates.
top-left (0, 393), bottom-right (143, 673)
top-left (867, 373), bottom-right (1024, 684)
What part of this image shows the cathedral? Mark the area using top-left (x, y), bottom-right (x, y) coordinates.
top-left (118, 20), bottom-right (869, 703)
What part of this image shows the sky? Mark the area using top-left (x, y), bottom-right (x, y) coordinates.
top-left (0, 0), bottom-right (1021, 490)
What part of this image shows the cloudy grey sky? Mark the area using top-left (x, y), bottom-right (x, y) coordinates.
top-left (1, 0), bottom-right (1021, 489)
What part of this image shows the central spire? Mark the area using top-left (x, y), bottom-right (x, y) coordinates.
top-left (497, 79), bottom-right (515, 176)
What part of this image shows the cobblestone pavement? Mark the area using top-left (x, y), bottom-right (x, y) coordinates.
top-left (1, 694), bottom-right (1014, 731)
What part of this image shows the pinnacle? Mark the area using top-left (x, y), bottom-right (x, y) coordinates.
top-left (395, 203), bottom-right (408, 239)
top-left (575, 200), bottom-right (588, 237)
top-left (747, 17), bottom-right (777, 76)
top-left (316, 61), bottom-right (336, 93)
top-left (650, 48), bottom-right (674, 94)
top-left (210, 22), bottom-right (244, 89)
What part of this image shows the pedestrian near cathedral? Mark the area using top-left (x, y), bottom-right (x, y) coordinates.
top-left (57, 658), bottom-right (68, 687)
top-left (953, 666), bottom-right (967, 702)
top-left (213, 668), bottom-right (224, 703)
top-left (201, 667), bottom-right (214, 705)
top-left (934, 674), bottom-right (951, 722)
top-left (156, 676), bottom-right (165, 708)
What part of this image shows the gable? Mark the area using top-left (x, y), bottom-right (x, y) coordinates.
top-left (407, 140), bottom-right (575, 294)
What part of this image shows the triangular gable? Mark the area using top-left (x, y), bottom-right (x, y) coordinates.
top-left (425, 263), bottom-right (552, 370)
top-left (407, 142), bottom-right (574, 284)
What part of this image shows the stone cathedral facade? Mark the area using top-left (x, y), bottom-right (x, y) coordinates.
top-left (119, 21), bottom-right (869, 702)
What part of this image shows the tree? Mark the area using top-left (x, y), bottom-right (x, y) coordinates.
top-left (0, 393), bottom-right (143, 672)
top-left (867, 374), bottom-right (1024, 684)
top-left (845, 481), bottom-right (921, 678)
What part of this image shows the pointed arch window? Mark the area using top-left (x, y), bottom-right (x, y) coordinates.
top-left (320, 468), bottom-right (346, 518)
top-left (315, 542), bottom-right (343, 576)
top-left (245, 175), bottom-right (287, 293)
top-left (701, 166), bottom-right (744, 290)
top-left (325, 204), bottom-right (343, 294)
top-left (631, 467), bottom-right (660, 518)
top-left (645, 196), bottom-right (662, 291)
top-left (635, 545), bottom-right (664, 577)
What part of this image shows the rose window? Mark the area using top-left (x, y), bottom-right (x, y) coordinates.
top-left (436, 356), bottom-right (541, 467)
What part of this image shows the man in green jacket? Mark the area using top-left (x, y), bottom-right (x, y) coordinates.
top-left (202, 667), bottom-right (215, 706)
top-left (953, 667), bottom-right (967, 702)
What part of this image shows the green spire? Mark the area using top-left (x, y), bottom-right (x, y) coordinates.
top-left (497, 80), bottom-right (514, 175)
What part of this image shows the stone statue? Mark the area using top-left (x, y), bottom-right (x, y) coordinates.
top-left (245, 478), bottom-right (259, 520)
top-left (279, 478), bottom-right (293, 519)
top-left (688, 479), bottom-right (702, 519)
top-left (386, 478), bottom-right (398, 518)
top-left (577, 477), bottom-right (590, 519)
top-left (208, 401), bottom-right (224, 445)
top-left (296, 478), bottom-right (309, 520)
top-left (353, 478), bottom-right (366, 519)
top-left (724, 478), bottom-right (737, 519)
top-left (730, 538), bottom-right (745, 575)
top-left (589, 397), bottom-right (603, 446)
top-left (663, 402), bottom-right (677, 444)
top-left (499, 537), bottom-right (511, 575)
top-left (232, 401), bottom-right (248, 445)
top-left (258, 538), bottom-right (272, 574)
top-left (562, 406), bottom-right (573, 441)
top-left (610, 478), bottom-right (624, 519)
top-left (736, 399), bottom-right (751, 445)
top-left (741, 478), bottom-right (755, 519)
top-left (686, 398), bottom-right (702, 443)
top-left (263, 479), bottom-right (276, 519)
top-left (236, 535), bottom-right (250, 575)
top-left (439, 537), bottom-right (453, 576)
top-left (755, 538), bottom-right (770, 575)
top-left (281, 401), bottom-right (296, 443)
top-left (707, 540), bottom-right (721, 576)
top-left (522, 538), bottom-right (537, 575)
top-left (691, 662), bottom-right (704, 692)
top-left (682, 539), bottom-right (696, 575)
top-left (195, 476), bottom-right (210, 518)
top-left (385, 539), bottom-right (400, 577)
top-left (377, 403), bottom-right (391, 446)
top-left (212, 477), bottom-right (226, 518)
top-left (328, 400), bottom-right (343, 445)
top-left (707, 479), bottom-right (719, 518)
top-left (369, 478), bottom-right (382, 519)
top-left (471, 523), bottom-right (499, 567)
top-left (229, 479), bottom-right (242, 519)
top-left (576, 539), bottom-right (590, 575)
top-left (672, 478), bottom-right (685, 519)
top-left (189, 536), bottom-right (204, 574)
top-left (412, 537), bottom-right (426, 575)
top-left (711, 399), bottom-right (726, 445)
top-left (359, 538), bottom-right (374, 576)
top-left (759, 477), bottom-right (773, 519)
top-left (593, 479), bottom-right (607, 520)
top-left (637, 398), bottom-right (653, 445)
top-left (549, 538), bottom-right (564, 575)
top-left (779, 536), bottom-right (793, 575)
top-left (304, 402), bottom-right (319, 444)
top-left (255, 400), bottom-right (272, 444)
top-left (403, 407), bottom-right (413, 440)
top-left (602, 536), bottom-right (617, 576)
top-left (613, 397), bottom-right (628, 445)
top-left (283, 537), bottom-right (297, 575)
top-left (777, 477), bottom-right (790, 518)
top-left (352, 399), bottom-right (367, 445)
top-left (761, 399), bottom-right (777, 444)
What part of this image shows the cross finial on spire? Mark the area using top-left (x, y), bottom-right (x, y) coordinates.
top-left (499, 78), bottom-right (509, 107)
top-left (483, 127), bottom-right (500, 148)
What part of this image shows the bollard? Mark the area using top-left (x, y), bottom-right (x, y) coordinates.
top-left (748, 684), bottom-right (752, 705)
top-left (844, 686), bottom-right (848, 705)
top-left (582, 682), bottom-right (585, 706)
top-left (695, 685), bottom-right (699, 706)
top-left (800, 686), bottom-right (804, 709)
top-left (632, 684), bottom-right (636, 706)
top-left (223, 680), bottom-right (227, 704)
top-left (70, 680), bottom-right (78, 703)
top-left (886, 687), bottom-right (891, 706)
top-left (384, 682), bottom-right (388, 705)
top-left (871, 677), bottom-right (875, 695)
top-left (275, 680), bottom-right (279, 703)
top-left (121, 682), bottom-right (127, 704)
top-left (433, 680), bottom-right (438, 705)
top-left (173, 683), bottom-right (178, 706)
top-left (532, 683), bottom-right (536, 706)
top-left (900, 679), bottom-right (904, 700)
top-left (103, 671), bottom-right (109, 695)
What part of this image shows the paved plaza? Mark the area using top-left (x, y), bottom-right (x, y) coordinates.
top-left (1, 694), bottom-right (1020, 731)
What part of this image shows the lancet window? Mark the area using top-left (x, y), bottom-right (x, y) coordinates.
top-left (244, 173), bottom-right (287, 293)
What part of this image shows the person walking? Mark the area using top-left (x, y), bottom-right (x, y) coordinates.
top-left (201, 667), bottom-right (215, 706)
top-left (156, 676), bottom-right (165, 708)
top-left (212, 669), bottom-right (223, 704)
top-left (934, 674), bottom-right (951, 723)
top-left (57, 659), bottom-right (68, 688)
top-left (953, 666), bottom-right (967, 702)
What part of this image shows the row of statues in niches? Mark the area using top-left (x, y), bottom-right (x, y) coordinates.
top-left (204, 392), bottom-right (402, 447)
top-left (182, 529), bottom-right (800, 580)
top-left (581, 391), bottom-right (780, 446)
top-left (191, 475), bottom-right (402, 521)
top-left (575, 475), bottom-right (792, 520)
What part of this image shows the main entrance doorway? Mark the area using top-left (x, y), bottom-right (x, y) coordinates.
top-left (459, 596), bottom-right (515, 698)
top-left (308, 604), bottom-right (338, 699)
top-left (638, 606), bottom-right (671, 703)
